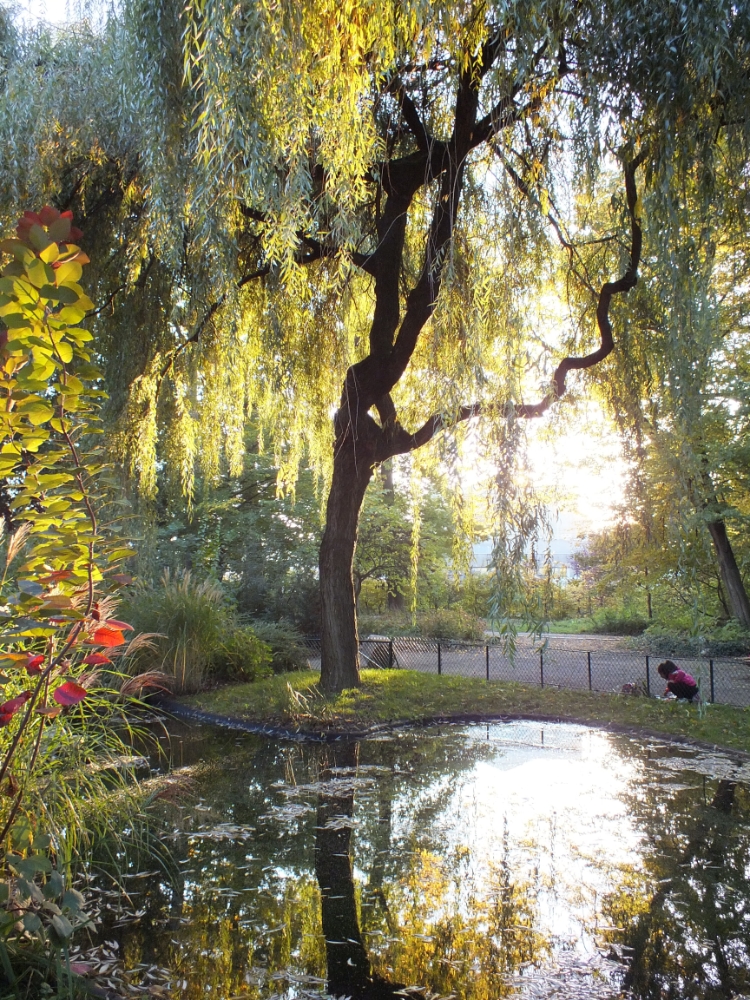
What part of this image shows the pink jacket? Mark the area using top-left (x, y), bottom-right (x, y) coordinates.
top-left (667, 668), bottom-right (697, 688)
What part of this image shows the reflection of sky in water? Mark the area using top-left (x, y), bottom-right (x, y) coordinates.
top-left (387, 724), bottom-right (642, 957)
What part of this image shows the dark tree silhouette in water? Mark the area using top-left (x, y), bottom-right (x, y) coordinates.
top-left (314, 743), bottom-right (406, 999)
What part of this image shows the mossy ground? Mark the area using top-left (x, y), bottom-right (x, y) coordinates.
top-left (182, 669), bottom-right (750, 754)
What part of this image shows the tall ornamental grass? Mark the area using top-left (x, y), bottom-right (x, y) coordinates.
top-left (122, 571), bottom-right (271, 692)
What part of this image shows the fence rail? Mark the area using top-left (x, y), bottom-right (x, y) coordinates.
top-left (299, 635), bottom-right (750, 708)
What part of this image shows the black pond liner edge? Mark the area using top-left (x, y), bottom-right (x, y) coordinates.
top-left (153, 696), bottom-right (750, 762)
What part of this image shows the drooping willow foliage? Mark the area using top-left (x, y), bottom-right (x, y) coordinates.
top-left (0, 1), bottom-right (748, 581)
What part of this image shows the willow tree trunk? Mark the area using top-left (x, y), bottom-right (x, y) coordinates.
top-left (319, 432), bottom-right (374, 692)
top-left (706, 518), bottom-right (750, 627)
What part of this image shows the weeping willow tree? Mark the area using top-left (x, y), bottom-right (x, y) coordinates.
top-left (585, 149), bottom-right (750, 627)
top-left (0, 0), bottom-right (749, 688)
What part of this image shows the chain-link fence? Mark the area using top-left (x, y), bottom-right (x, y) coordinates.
top-left (299, 635), bottom-right (750, 708)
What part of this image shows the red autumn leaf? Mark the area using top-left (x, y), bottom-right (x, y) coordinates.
top-left (69, 226), bottom-right (83, 242)
top-left (60, 211), bottom-right (74, 221)
top-left (89, 627), bottom-right (125, 648)
top-left (53, 682), bottom-right (87, 707)
top-left (103, 620), bottom-right (133, 631)
top-left (38, 205), bottom-right (61, 226)
top-left (0, 691), bottom-right (32, 716)
top-left (25, 654), bottom-right (45, 676)
top-left (83, 653), bottom-right (111, 666)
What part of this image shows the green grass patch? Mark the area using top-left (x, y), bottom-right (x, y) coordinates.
top-left (181, 669), bottom-right (750, 755)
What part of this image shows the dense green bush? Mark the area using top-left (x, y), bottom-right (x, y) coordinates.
top-left (634, 622), bottom-right (750, 657)
top-left (246, 620), bottom-right (311, 673)
top-left (586, 609), bottom-right (649, 636)
top-left (122, 574), bottom-right (310, 688)
top-left (214, 627), bottom-right (272, 682)
top-left (359, 608), bottom-right (486, 642)
top-left (419, 608), bottom-right (486, 641)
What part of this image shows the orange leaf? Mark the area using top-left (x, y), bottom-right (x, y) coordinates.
top-left (38, 570), bottom-right (73, 584)
top-left (89, 627), bottom-right (125, 648)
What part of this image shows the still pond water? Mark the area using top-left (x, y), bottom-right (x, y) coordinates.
top-left (82, 721), bottom-right (750, 999)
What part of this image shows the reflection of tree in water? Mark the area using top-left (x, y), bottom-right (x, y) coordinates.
top-left (315, 742), bottom-right (403, 998)
top-left (602, 763), bottom-right (750, 999)
top-left (88, 725), bottom-right (665, 998)
top-left (315, 741), bottom-right (549, 1000)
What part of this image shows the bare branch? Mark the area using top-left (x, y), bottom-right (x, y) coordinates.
top-left (377, 403), bottom-right (482, 461)
top-left (515, 151), bottom-right (648, 419)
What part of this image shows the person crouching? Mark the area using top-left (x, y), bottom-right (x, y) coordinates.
top-left (657, 660), bottom-right (700, 702)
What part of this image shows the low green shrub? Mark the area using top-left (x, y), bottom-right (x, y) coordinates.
top-left (634, 622), bottom-right (750, 657)
top-left (246, 620), bottom-right (311, 673)
top-left (214, 627), bottom-right (272, 682)
top-left (419, 608), bottom-right (486, 641)
top-left (586, 609), bottom-right (649, 636)
top-left (359, 608), bottom-right (486, 642)
top-left (357, 611), bottom-right (418, 637)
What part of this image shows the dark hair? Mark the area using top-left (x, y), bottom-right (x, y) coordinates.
top-left (657, 660), bottom-right (678, 679)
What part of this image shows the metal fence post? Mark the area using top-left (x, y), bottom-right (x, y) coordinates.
top-left (710, 659), bottom-right (715, 703)
top-left (540, 650), bottom-right (544, 689)
top-left (388, 639), bottom-right (393, 669)
top-left (587, 651), bottom-right (592, 691)
top-left (437, 642), bottom-right (442, 676)
top-left (485, 644), bottom-right (490, 682)
top-left (645, 655), bottom-right (650, 696)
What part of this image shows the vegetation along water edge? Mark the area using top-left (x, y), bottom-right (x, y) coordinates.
top-left (178, 670), bottom-right (750, 757)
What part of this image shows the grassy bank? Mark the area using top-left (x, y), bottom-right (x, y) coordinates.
top-left (181, 669), bottom-right (750, 755)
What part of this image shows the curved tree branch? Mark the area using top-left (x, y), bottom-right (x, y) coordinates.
top-left (515, 151), bottom-right (648, 419)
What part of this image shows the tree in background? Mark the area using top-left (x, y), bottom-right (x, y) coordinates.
top-left (0, 1), bottom-right (748, 687)
top-left (589, 160), bottom-right (750, 630)
top-left (145, 435), bottom-right (460, 632)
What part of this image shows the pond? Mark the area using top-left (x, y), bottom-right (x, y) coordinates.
top-left (79, 720), bottom-right (750, 999)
